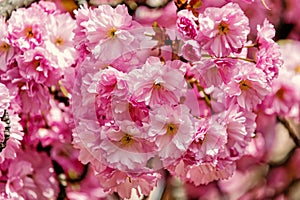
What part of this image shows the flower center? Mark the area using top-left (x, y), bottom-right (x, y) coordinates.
top-left (24, 27), bottom-right (34, 39)
top-left (120, 134), bottom-right (134, 145)
top-left (153, 82), bottom-right (162, 89)
top-left (276, 88), bottom-right (285, 100)
top-left (165, 123), bottom-right (178, 136)
top-left (55, 38), bottom-right (64, 46)
top-left (107, 27), bottom-right (117, 38)
top-left (294, 65), bottom-right (300, 74)
top-left (218, 21), bottom-right (229, 35)
top-left (0, 42), bottom-right (10, 52)
top-left (33, 60), bottom-right (40, 69)
top-left (239, 80), bottom-right (251, 90)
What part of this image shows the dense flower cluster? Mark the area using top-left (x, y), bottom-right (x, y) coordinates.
top-left (0, 0), bottom-right (299, 199)
top-left (72, 1), bottom-right (283, 198)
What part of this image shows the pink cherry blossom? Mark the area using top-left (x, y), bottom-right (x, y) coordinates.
top-left (215, 104), bottom-right (254, 160)
top-left (261, 68), bottom-right (300, 117)
top-left (187, 160), bottom-right (236, 185)
top-left (66, 166), bottom-right (108, 200)
top-left (16, 49), bottom-right (59, 85)
top-left (7, 6), bottom-right (48, 50)
top-left (196, 3), bottom-right (250, 57)
top-left (0, 18), bottom-right (15, 71)
top-left (223, 61), bottom-right (271, 111)
top-left (43, 13), bottom-right (77, 69)
top-left (256, 19), bottom-right (276, 48)
top-left (279, 40), bottom-right (300, 74)
top-left (0, 1), bottom-right (290, 199)
top-left (0, 83), bottom-right (23, 163)
top-left (176, 9), bottom-right (198, 40)
top-left (5, 150), bottom-right (59, 200)
top-left (99, 120), bottom-right (155, 171)
top-left (256, 42), bottom-right (283, 81)
top-left (181, 40), bottom-right (202, 62)
top-left (127, 57), bottom-right (187, 107)
top-left (95, 167), bottom-right (160, 199)
top-left (88, 67), bottom-right (126, 126)
top-left (191, 57), bottom-right (237, 87)
top-left (148, 104), bottom-right (196, 166)
top-left (190, 118), bottom-right (227, 160)
top-left (77, 4), bottom-right (142, 61)
top-left (73, 4), bottom-right (91, 60)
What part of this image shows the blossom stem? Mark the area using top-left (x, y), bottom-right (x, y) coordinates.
top-left (201, 54), bottom-right (256, 63)
top-left (226, 56), bottom-right (256, 63)
top-left (187, 78), bottom-right (212, 108)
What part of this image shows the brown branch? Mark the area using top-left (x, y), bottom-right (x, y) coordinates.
top-left (0, 110), bottom-right (10, 152)
top-left (75, 0), bottom-right (88, 6)
top-left (277, 116), bottom-right (300, 147)
top-left (0, 0), bottom-right (39, 19)
top-left (67, 164), bottom-right (89, 183)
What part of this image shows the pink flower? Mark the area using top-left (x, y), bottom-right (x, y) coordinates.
top-left (79, 4), bottom-right (142, 61)
top-left (196, 3), bottom-right (250, 57)
top-left (96, 167), bottom-right (160, 199)
top-left (256, 42), bottom-right (283, 81)
top-left (0, 18), bottom-right (15, 71)
top-left (191, 58), bottom-right (237, 87)
top-left (0, 84), bottom-right (10, 116)
top-left (31, 1), bottom-right (59, 14)
top-left (5, 150), bottom-right (59, 199)
top-left (188, 160), bottom-right (236, 185)
top-left (6, 160), bottom-right (34, 197)
top-left (176, 9), bottom-right (198, 39)
top-left (181, 40), bottom-right (202, 62)
top-left (279, 40), bottom-right (300, 74)
top-left (18, 81), bottom-right (51, 114)
top-left (43, 13), bottom-right (77, 68)
top-left (127, 57), bottom-right (187, 106)
top-left (7, 6), bottom-right (48, 50)
top-left (66, 166), bottom-right (108, 200)
top-left (223, 61), bottom-right (271, 111)
top-left (168, 156), bottom-right (236, 186)
top-left (99, 120), bottom-right (155, 171)
top-left (88, 67), bottom-right (125, 126)
top-left (190, 118), bottom-right (227, 160)
top-left (148, 104), bottom-right (196, 166)
top-left (215, 104), bottom-right (254, 160)
top-left (0, 83), bottom-right (23, 163)
top-left (256, 19), bottom-right (276, 48)
top-left (16, 49), bottom-right (59, 85)
top-left (261, 69), bottom-right (300, 117)
top-left (73, 5), bottom-right (91, 60)
top-left (134, 2), bottom-right (177, 27)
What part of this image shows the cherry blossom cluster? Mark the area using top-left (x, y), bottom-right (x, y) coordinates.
top-left (0, 1), bottom-right (89, 199)
top-left (71, 1), bottom-right (284, 198)
top-left (184, 39), bottom-right (300, 199)
top-left (1, 0), bottom-right (299, 199)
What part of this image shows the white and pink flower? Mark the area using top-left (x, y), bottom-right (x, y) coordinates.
top-left (196, 3), bottom-right (250, 57)
top-left (127, 57), bottom-right (187, 107)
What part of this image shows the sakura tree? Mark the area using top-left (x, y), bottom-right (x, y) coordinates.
top-left (0, 0), bottom-right (300, 199)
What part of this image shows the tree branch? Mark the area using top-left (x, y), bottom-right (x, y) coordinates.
top-left (0, 110), bottom-right (10, 152)
top-left (0, 0), bottom-right (39, 19)
top-left (75, 0), bottom-right (88, 7)
top-left (277, 116), bottom-right (300, 147)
